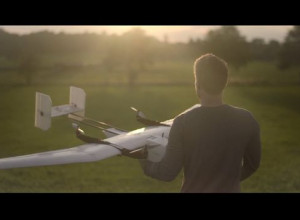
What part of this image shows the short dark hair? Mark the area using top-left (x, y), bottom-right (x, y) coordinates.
top-left (194, 53), bottom-right (228, 95)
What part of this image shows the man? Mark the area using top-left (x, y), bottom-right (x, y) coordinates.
top-left (139, 53), bottom-right (261, 193)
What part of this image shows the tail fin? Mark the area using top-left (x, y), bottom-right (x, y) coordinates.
top-left (35, 86), bottom-right (86, 131)
top-left (35, 92), bottom-right (52, 131)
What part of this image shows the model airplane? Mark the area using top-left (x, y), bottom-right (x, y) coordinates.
top-left (0, 86), bottom-right (199, 170)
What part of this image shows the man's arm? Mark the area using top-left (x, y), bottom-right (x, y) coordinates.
top-left (139, 116), bottom-right (185, 182)
top-left (241, 120), bottom-right (261, 181)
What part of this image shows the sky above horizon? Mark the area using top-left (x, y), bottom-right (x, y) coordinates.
top-left (0, 26), bottom-right (293, 43)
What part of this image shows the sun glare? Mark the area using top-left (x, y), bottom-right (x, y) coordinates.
top-left (0, 25), bottom-right (293, 43)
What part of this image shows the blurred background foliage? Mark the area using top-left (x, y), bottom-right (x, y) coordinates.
top-left (1, 26), bottom-right (300, 86)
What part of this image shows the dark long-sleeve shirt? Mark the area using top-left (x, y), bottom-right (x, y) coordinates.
top-left (140, 104), bottom-right (261, 193)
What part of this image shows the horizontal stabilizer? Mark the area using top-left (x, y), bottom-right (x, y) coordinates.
top-left (51, 104), bottom-right (83, 117)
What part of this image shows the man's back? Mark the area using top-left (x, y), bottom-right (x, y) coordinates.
top-left (139, 54), bottom-right (261, 193)
top-left (179, 104), bottom-right (261, 192)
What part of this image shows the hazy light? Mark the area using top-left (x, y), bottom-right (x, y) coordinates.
top-left (0, 25), bottom-right (293, 43)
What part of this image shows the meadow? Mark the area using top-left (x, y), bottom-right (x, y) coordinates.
top-left (0, 61), bottom-right (299, 192)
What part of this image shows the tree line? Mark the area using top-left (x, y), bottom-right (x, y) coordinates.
top-left (0, 26), bottom-right (299, 85)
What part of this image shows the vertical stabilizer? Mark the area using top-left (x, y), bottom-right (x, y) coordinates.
top-left (68, 86), bottom-right (86, 119)
top-left (35, 92), bottom-right (52, 131)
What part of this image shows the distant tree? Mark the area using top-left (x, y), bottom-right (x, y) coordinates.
top-left (249, 38), bottom-right (266, 60)
top-left (102, 36), bottom-right (123, 73)
top-left (188, 38), bottom-right (204, 59)
top-left (202, 26), bottom-right (250, 68)
top-left (0, 28), bottom-right (21, 60)
top-left (18, 55), bottom-right (39, 85)
top-left (279, 26), bottom-right (300, 69)
top-left (249, 38), bottom-right (281, 62)
top-left (265, 40), bottom-right (281, 61)
top-left (121, 28), bottom-right (156, 86)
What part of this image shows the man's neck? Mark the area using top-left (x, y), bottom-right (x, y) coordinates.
top-left (199, 92), bottom-right (223, 107)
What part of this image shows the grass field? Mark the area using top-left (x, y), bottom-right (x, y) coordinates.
top-left (0, 83), bottom-right (299, 192)
top-left (1, 60), bottom-right (300, 86)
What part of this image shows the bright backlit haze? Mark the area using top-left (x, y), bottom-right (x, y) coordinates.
top-left (0, 26), bottom-right (293, 43)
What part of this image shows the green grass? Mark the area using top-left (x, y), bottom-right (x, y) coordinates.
top-left (224, 86), bottom-right (300, 192)
top-left (229, 61), bottom-right (300, 85)
top-left (4, 60), bottom-right (300, 87)
top-left (0, 84), bottom-right (299, 192)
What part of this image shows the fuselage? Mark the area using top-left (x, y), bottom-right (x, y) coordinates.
top-left (106, 122), bottom-right (172, 151)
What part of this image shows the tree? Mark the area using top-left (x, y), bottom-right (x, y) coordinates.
top-left (102, 35), bottom-right (123, 73)
top-left (18, 55), bottom-right (39, 85)
top-left (188, 38), bottom-right (205, 60)
top-left (279, 26), bottom-right (300, 69)
top-left (264, 40), bottom-right (281, 61)
top-left (202, 26), bottom-right (250, 68)
top-left (249, 38), bottom-right (266, 61)
top-left (121, 28), bottom-right (156, 86)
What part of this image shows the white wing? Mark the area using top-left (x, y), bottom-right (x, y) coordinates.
top-left (0, 143), bottom-right (120, 170)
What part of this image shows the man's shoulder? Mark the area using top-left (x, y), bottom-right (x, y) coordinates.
top-left (228, 105), bottom-right (256, 118)
top-left (174, 104), bottom-right (258, 123)
top-left (227, 105), bottom-right (260, 127)
top-left (175, 104), bottom-right (201, 119)
top-left (171, 104), bottom-right (201, 126)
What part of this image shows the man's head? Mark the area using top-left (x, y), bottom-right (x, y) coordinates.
top-left (194, 53), bottom-right (228, 97)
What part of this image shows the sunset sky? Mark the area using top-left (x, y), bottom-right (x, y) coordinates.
top-left (0, 26), bottom-right (293, 43)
